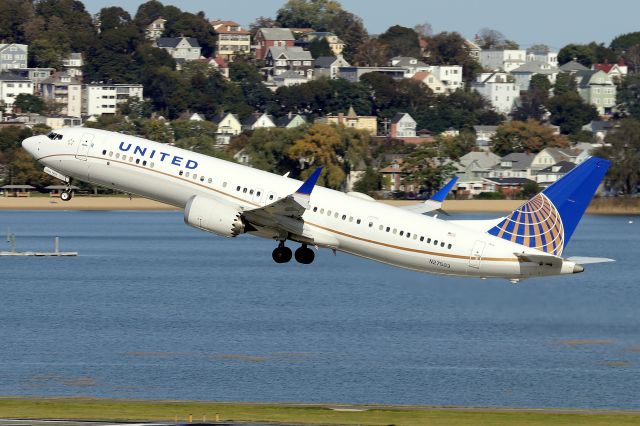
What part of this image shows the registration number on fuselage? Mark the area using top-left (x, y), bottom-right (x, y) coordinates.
top-left (429, 259), bottom-right (451, 269)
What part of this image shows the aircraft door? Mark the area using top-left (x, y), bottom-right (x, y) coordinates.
top-left (469, 240), bottom-right (486, 269)
top-left (75, 133), bottom-right (94, 161)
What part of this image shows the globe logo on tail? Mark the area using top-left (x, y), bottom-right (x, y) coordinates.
top-left (488, 193), bottom-right (565, 256)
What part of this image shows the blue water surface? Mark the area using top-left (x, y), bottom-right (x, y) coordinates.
top-left (0, 210), bottom-right (639, 409)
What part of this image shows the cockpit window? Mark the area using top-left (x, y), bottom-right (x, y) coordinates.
top-left (47, 132), bottom-right (63, 140)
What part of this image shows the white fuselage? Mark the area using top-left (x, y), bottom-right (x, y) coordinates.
top-left (23, 128), bottom-right (579, 280)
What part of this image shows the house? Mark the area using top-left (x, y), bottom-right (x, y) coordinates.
top-left (83, 83), bottom-right (143, 117)
top-left (592, 59), bottom-right (628, 81)
top-left (40, 72), bottom-right (82, 117)
top-left (296, 32), bottom-right (344, 55)
top-left (479, 49), bottom-right (526, 72)
top-left (14, 68), bottom-right (54, 94)
top-left (379, 158), bottom-right (409, 192)
top-left (390, 56), bottom-right (430, 78)
top-left (61, 52), bottom-right (84, 77)
top-left (530, 147), bottom-right (580, 171)
top-left (211, 20), bottom-right (251, 61)
top-left (482, 177), bottom-right (537, 198)
top-left (276, 113), bottom-right (307, 128)
top-left (426, 65), bottom-right (464, 92)
top-left (0, 73), bottom-right (34, 113)
top-left (411, 71), bottom-right (446, 94)
top-left (145, 17), bottom-right (166, 40)
top-left (471, 72), bottom-right (519, 114)
top-left (155, 37), bottom-right (201, 66)
top-left (0, 43), bottom-right (28, 71)
top-left (318, 106), bottom-right (377, 135)
top-left (574, 70), bottom-right (616, 115)
top-left (242, 112), bottom-right (276, 131)
top-left (510, 61), bottom-right (558, 91)
top-left (582, 120), bottom-right (616, 142)
top-left (338, 66), bottom-right (407, 83)
top-left (559, 60), bottom-right (588, 73)
top-left (534, 161), bottom-right (576, 186)
top-left (465, 39), bottom-right (481, 60)
top-left (389, 113), bottom-right (416, 138)
top-left (489, 152), bottom-right (535, 179)
top-left (526, 51), bottom-right (558, 67)
top-left (313, 55), bottom-right (350, 79)
top-left (455, 151), bottom-right (501, 197)
top-left (199, 56), bottom-right (229, 78)
top-left (212, 112), bottom-right (242, 144)
top-left (273, 69), bottom-right (309, 87)
top-left (41, 115), bottom-right (82, 129)
top-left (233, 147), bottom-right (252, 165)
top-left (254, 28), bottom-right (295, 59)
top-left (473, 125), bottom-right (498, 151)
top-left (264, 46), bottom-right (313, 78)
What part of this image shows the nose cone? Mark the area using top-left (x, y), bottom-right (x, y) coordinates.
top-left (22, 136), bottom-right (39, 158)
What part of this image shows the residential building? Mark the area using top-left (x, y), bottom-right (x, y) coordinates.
top-left (242, 112), bottom-right (275, 131)
top-left (264, 46), bottom-right (313, 78)
top-left (574, 70), bottom-right (616, 115)
top-left (559, 60), bottom-right (588, 73)
top-left (313, 55), bottom-right (350, 79)
top-left (0, 43), bottom-right (28, 71)
top-left (273, 70), bottom-right (309, 87)
top-left (389, 113), bottom-right (416, 138)
top-left (254, 28), bottom-right (295, 59)
top-left (390, 56), bottom-right (430, 78)
top-left (530, 147), bottom-right (580, 171)
top-left (0, 73), bottom-right (34, 113)
top-left (534, 161), bottom-right (576, 186)
top-left (155, 37), bottom-right (201, 66)
top-left (592, 59), bottom-right (628, 81)
top-left (427, 65), bottom-right (464, 92)
top-left (198, 56), bottom-right (229, 78)
top-left (526, 51), bottom-right (558, 67)
top-left (379, 158), bottom-right (410, 192)
top-left (338, 66), bottom-right (406, 83)
top-left (411, 71), bottom-right (446, 94)
top-left (582, 120), bottom-right (615, 142)
top-left (61, 52), bottom-right (84, 77)
top-left (83, 83), bottom-right (143, 116)
top-left (319, 106), bottom-right (377, 135)
top-left (296, 32), bottom-right (344, 55)
top-left (145, 17), bottom-right (166, 40)
top-left (14, 68), bottom-right (54, 93)
top-left (489, 152), bottom-right (535, 179)
top-left (276, 113), bottom-right (307, 128)
top-left (465, 39), bottom-right (481, 60)
top-left (482, 177), bottom-right (537, 198)
top-left (471, 72), bottom-right (519, 114)
top-left (455, 151), bottom-right (501, 197)
top-left (510, 61), bottom-right (558, 91)
top-left (211, 20), bottom-right (251, 61)
top-left (25, 115), bottom-right (82, 129)
top-left (479, 49), bottom-right (526, 72)
top-left (212, 112), bottom-right (242, 144)
top-left (40, 72), bottom-right (82, 118)
top-left (473, 125), bottom-right (498, 151)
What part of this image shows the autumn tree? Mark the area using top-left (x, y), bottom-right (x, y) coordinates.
top-left (353, 38), bottom-right (389, 66)
top-left (596, 119), bottom-right (640, 195)
top-left (490, 119), bottom-right (569, 156)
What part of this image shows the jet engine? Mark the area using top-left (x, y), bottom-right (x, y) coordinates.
top-left (184, 195), bottom-right (245, 237)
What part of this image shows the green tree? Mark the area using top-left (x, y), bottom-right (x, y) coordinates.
top-left (476, 28), bottom-right (518, 49)
top-left (377, 25), bottom-right (421, 58)
top-left (616, 73), bottom-right (640, 118)
top-left (0, 0), bottom-right (34, 43)
top-left (243, 127), bottom-right (304, 175)
top-left (171, 120), bottom-right (218, 140)
top-left (553, 72), bottom-right (578, 96)
top-left (521, 181), bottom-right (541, 198)
top-left (13, 94), bottom-right (45, 114)
top-left (558, 43), bottom-right (597, 67)
top-left (28, 38), bottom-right (64, 69)
top-left (230, 59), bottom-right (274, 112)
top-left (353, 38), bottom-right (389, 66)
top-left (403, 142), bottom-right (457, 195)
top-left (426, 31), bottom-right (482, 81)
top-left (308, 37), bottom-right (333, 58)
top-left (326, 9), bottom-right (368, 62)
top-left (512, 75), bottom-right (551, 122)
top-left (439, 131), bottom-right (476, 160)
top-left (275, 0), bottom-right (341, 29)
top-left (34, 0), bottom-right (96, 52)
top-left (490, 119), bottom-right (569, 156)
top-left (610, 31), bottom-right (640, 51)
top-left (99, 6), bottom-right (132, 32)
top-left (546, 92), bottom-right (598, 135)
top-left (353, 167), bottom-right (382, 194)
top-left (133, 0), bottom-right (165, 27)
top-left (596, 118), bottom-right (640, 195)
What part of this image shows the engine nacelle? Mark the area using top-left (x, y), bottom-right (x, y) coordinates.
top-left (184, 195), bottom-right (245, 237)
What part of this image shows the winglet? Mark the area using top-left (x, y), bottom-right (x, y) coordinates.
top-left (430, 176), bottom-right (458, 202)
top-left (296, 167), bottom-right (323, 195)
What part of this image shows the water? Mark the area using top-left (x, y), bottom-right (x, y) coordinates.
top-left (0, 210), bottom-right (639, 409)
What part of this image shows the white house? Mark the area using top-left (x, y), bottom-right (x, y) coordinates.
top-left (0, 73), bottom-right (34, 113)
top-left (471, 72), bottom-right (519, 114)
top-left (40, 71), bottom-right (82, 118)
top-left (411, 71), bottom-right (446, 94)
top-left (391, 56), bottom-right (430, 78)
top-left (276, 113), bottom-right (307, 128)
top-left (489, 152), bottom-right (536, 179)
top-left (273, 70), bottom-right (309, 87)
top-left (479, 49), bottom-right (526, 72)
top-left (455, 151), bottom-right (501, 197)
top-left (510, 61), bottom-right (558, 91)
top-left (83, 83), bottom-right (143, 116)
top-left (242, 113), bottom-right (275, 131)
top-left (425, 65), bottom-right (463, 92)
top-left (61, 53), bottom-right (84, 77)
top-left (473, 125), bottom-right (498, 151)
top-left (155, 37), bottom-right (201, 67)
top-left (530, 147), bottom-right (580, 171)
top-left (211, 20), bottom-right (251, 61)
top-left (390, 112), bottom-right (416, 138)
top-left (212, 112), bottom-right (242, 144)
top-left (145, 17), bottom-right (166, 40)
top-left (313, 55), bottom-right (350, 80)
top-left (526, 51), bottom-right (558, 67)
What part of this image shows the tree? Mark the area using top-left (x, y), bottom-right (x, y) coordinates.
top-left (624, 44), bottom-right (640, 74)
top-left (476, 28), bottom-right (518, 49)
top-left (490, 119), bottom-right (569, 156)
top-left (616, 73), bottom-right (640, 118)
top-left (133, 0), bottom-right (165, 27)
top-left (353, 167), bottom-right (382, 194)
top-left (13, 94), bottom-right (45, 114)
top-left (413, 22), bottom-right (433, 38)
top-left (243, 127), bottom-right (303, 175)
top-left (521, 181), bottom-right (541, 198)
top-left (171, 120), bottom-right (218, 141)
top-left (596, 119), bottom-right (640, 194)
top-left (308, 37), bottom-right (333, 58)
top-left (403, 142), bottom-right (457, 195)
top-left (34, 0), bottom-right (97, 52)
top-left (546, 92), bottom-right (598, 135)
top-left (0, 0), bottom-right (34, 43)
top-left (99, 6), bottom-right (132, 32)
top-left (326, 9), bottom-right (368, 62)
top-left (610, 31), bottom-right (640, 52)
top-left (426, 31), bottom-right (482, 81)
top-left (512, 74), bottom-right (551, 121)
top-left (28, 38), bottom-right (64, 69)
top-left (528, 44), bottom-right (550, 54)
top-left (275, 0), bottom-right (341, 30)
top-left (249, 16), bottom-right (278, 37)
top-left (439, 131), bottom-right (476, 160)
top-left (558, 43), bottom-right (597, 67)
top-left (353, 38), bottom-right (389, 66)
top-left (553, 72), bottom-right (578, 96)
top-left (377, 25), bottom-right (421, 58)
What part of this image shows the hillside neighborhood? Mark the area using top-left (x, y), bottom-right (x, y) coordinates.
top-left (1, 0), bottom-right (639, 198)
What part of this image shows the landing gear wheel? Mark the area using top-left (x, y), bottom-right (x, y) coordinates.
top-left (60, 191), bottom-right (72, 202)
top-left (272, 244), bottom-right (293, 263)
top-left (295, 245), bottom-right (315, 264)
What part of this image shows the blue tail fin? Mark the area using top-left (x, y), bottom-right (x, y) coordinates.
top-left (487, 157), bottom-right (610, 255)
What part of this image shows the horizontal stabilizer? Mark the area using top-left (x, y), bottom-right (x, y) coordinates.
top-left (567, 256), bottom-right (615, 265)
top-left (514, 252), bottom-right (563, 266)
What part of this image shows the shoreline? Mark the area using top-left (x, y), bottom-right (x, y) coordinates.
top-left (1, 196), bottom-right (639, 214)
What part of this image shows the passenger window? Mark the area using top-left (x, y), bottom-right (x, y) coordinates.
top-left (420, 236), bottom-right (424, 241)
top-left (109, 151), bottom-right (113, 157)
top-left (313, 207), bottom-right (318, 212)
top-left (250, 189), bottom-right (254, 195)
top-left (102, 149), bottom-right (107, 155)
top-left (179, 170), bottom-right (183, 176)
top-left (406, 232), bottom-right (411, 238)
top-left (129, 156), bottom-right (134, 162)
top-left (269, 194), bottom-right (274, 200)
top-left (349, 216), bottom-right (353, 222)
top-left (356, 219), bottom-right (361, 224)
top-left (256, 191), bottom-right (260, 196)
top-left (223, 182), bottom-right (227, 188)
top-left (342, 215), bottom-right (347, 220)
top-left (327, 210), bottom-right (332, 215)
top-left (434, 240), bottom-right (438, 245)
top-left (320, 208), bottom-right (324, 214)
top-left (135, 159), bottom-right (140, 164)
top-left (150, 162), bottom-right (154, 168)
top-left (427, 238), bottom-right (431, 243)
top-left (243, 188), bottom-right (247, 193)
top-left (393, 229), bottom-right (397, 234)
top-left (334, 212), bottom-right (339, 218)
top-left (378, 225), bottom-right (383, 230)
top-left (236, 186), bottom-right (240, 191)
top-left (193, 174), bottom-right (197, 180)
top-left (200, 176), bottom-right (205, 182)
top-left (447, 244), bottom-right (452, 249)
top-left (143, 160), bottom-right (147, 166)
top-left (413, 234), bottom-right (417, 240)
top-left (185, 172), bottom-right (190, 178)
top-left (400, 231), bottom-right (404, 236)
top-left (116, 153), bottom-right (120, 159)
top-left (208, 178), bottom-right (212, 184)
top-left (441, 242), bottom-right (445, 247)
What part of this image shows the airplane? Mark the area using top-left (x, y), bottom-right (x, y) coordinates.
top-left (21, 128), bottom-right (613, 282)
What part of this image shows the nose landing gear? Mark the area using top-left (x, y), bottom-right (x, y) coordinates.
top-left (60, 189), bottom-right (73, 202)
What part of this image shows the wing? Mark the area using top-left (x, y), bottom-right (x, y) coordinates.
top-left (400, 176), bottom-right (458, 215)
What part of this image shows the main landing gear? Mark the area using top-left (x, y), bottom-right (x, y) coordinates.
top-left (272, 242), bottom-right (315, 264)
